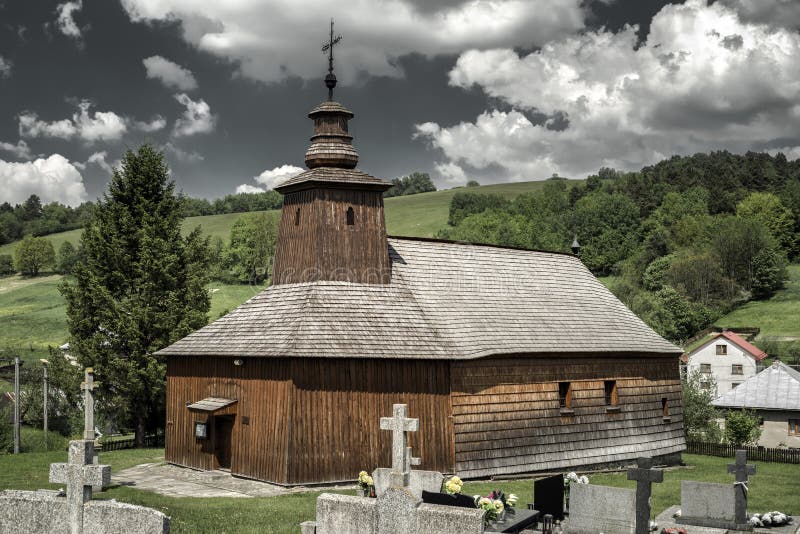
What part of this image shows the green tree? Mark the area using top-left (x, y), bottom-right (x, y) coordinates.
top-left (736, 192), bottom-right (796, 256)
top-left (56, 241), bottom-right (79, 275)
top-left (0, 406), bottom-right (12, 454)
top-left (436, 209), bottom-right (530, 248)
top-left (681, 370), bottom-right (722, 442)
top-left (666, 250), bottom-right (737, 305)
top-left (750, 247), bottom-right (788, 299)
top-left (384, 172), bottom-right (437, 197)
top-left (14, 235), bottom-right (55, 276)
top-left (712, 216), bottom-right (780, 292)
top-left (447, 192), bottom-right (509, 226)
top-left (223, 212), bottom-right (279, 284)
top-left (573, 192), bottom-right (641, 274)
top-left (60, 144), bottom-right (211, 446)
top-left (466, 179), bottom-right (480, 187)
top-left (0, 254), bottom-right (14, 276)
top-left (724, 409), bottom-right (762, 446)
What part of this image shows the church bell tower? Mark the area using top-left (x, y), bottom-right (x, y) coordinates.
top-left (272, 21), bottom-right (392, 285)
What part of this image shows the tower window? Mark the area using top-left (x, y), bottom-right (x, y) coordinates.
top-left (558, 382), bottom-right (572, 409)
top-left (295, 208), bottom-right (300, 226)
top-left (604, 380), bottom-right (617, 406)
top-left (346, 206), bottom-right (354, 225)
top-left (662, 397), bottom-right (669, 417)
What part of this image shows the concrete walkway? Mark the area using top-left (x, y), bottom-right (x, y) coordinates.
top-left (112, 462), bottom-right (353, 498)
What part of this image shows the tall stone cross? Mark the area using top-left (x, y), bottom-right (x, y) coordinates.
top-left (81, 367), bottom-right (99, 441)
top-left (627, 457), bottom-right (663, 534)
top-left (49, 440), bottom-right (111, 534)
top-left (727, 450), bottom-right (756, 525)
top-left (380, 404), bottom-right (420, 487)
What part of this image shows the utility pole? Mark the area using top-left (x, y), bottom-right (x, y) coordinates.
top-left (13, 355), bottom-right (21, 454)
top-left (41, 359), bottom-right (49, 448)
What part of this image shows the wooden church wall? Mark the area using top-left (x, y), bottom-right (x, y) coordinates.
top-left (450, 354), bottom-right (685, 478)
top-left (273, 187), bottom-right (390, 285)
top-left (286, 358), bottom-right (453, 484)
top-left (166, 356), bottom-right (293, 483)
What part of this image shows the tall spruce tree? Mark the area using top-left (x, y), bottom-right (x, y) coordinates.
top-left (60, 145), bottom-right (210, 445)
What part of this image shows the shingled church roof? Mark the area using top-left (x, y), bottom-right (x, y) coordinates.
top-left (158, 237), bottom-right (681, 359)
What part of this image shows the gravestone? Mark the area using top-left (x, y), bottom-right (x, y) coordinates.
top-left (727, 450), bottom-right (756, 527)
top-left (567, 483), bottom-right (636, 534)
top-left (678, 481), bottom-right (739, 529)
top-left (379, 405), bottom-right (420, 487)
top-left (373, 468), bottom-right (443, 498)
top-left (0, 438), bottom-right (169, 534)
top-left (533, 474), bottom-right (564, 520)
top-left (626, 457), bottom-right (663, 534)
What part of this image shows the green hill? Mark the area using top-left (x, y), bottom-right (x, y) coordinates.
top-left (0, 180), bottom-right (576, 257)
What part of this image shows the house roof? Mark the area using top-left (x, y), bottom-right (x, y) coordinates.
top-left (711, 361), bottom-right (800, 411)
top-left (683, 330), bottom-right (768, 363)
top-left (157, 237), bottom-right (680, 360)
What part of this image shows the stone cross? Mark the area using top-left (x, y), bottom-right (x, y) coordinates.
top-left (380, 404), bottom-right (419, 487)
top-left (49, 440), bottom-right (111, 534)
top-left (81, 367), bottom-right (99, 441)
top-left (727, 450), bottom-right (756, 525)
top-left (627, 457), bottom-right (663, 534)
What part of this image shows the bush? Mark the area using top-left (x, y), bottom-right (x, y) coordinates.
top-left (447, 192), bottom-right (509, 226)
top-left (724, 409), bottom-right (762, 446)
top-left (56, 241), bottom-right (79, 275)
top-left (682, 370), bottom-right (722, 442)
top-left (0, 254), bottom-right (14, 276)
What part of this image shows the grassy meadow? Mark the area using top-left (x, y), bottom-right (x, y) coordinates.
top-left (0, 450), bottom-right (797, 533)
top-left (717, 264), bottom-right (800, 338)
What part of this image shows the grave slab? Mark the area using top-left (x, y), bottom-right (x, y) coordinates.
top-left (567, 483), bottom-right (636, 534)
top-left (677, 481), bottom-right (744, 530)
top-left (373, 468), bottom-right (443, 498)
top-left (377, 487), bottom-right (420, 534)
top-left (315, 493), bottom-right (376, 534)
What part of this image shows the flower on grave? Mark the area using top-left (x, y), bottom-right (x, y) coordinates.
top-left (493, 500), bottom-right (504, 512)
top-left (475, 496), bottom-right (499, 524)
top-left (506, 493), bottom-right (518, 508)
top-left (357, 470), bottom-right (374, 490)
top-left (564, 472), bottom-right (589, 486)
top-left (443, 476), bottom-right (463, 495)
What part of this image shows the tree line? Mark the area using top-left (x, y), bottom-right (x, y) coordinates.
top-left (438, 151), bottom-right (800, 343)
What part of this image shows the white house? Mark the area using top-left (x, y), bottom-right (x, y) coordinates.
top-left (712, 361), bottom-right (800, 448)
top-left (683, 330), bottom-right (767, 396)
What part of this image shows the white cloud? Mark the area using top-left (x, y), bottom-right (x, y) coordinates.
top-left (434, 161), bottom-right (468, 185)
top-left (235, 183), bottom-right (266, 194)
top-left (142, 55), bottom-right (198, 91)
top-left (87, 151), bottom-right (115, 174)
top-left (0, 154), bottom-right (87, 206)
top-left (720, 0), bottom-right (800, 27)
top-left (0, 140), bottom-right (33, 160)
top-left (172, 93), bottom-right (215, 137)
top-left (19, 100), bottom-right (129, 143)
top-left (254, 164), bottom-right (303, 189)
top-left (164, 142), bottom-right (204, 163)
top-left (135, 115), bottom-right (167, 132)
top-left (416, 0), bottom-right (800, 183)
top-left (0, 56), bottom-right (11, 78)
top-left (56, 0), bottom-right (84, 39)
top-left (120, 0), bottom-right (586, 83)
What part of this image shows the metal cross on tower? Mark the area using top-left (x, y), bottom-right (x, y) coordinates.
top-left (321, 18), bottom-right (342, 100)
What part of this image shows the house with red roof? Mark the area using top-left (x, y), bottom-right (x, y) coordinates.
top-left (684, 331), bottom-right (768, 395)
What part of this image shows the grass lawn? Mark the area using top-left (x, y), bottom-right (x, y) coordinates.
top-left (1, 451), bottom-right (798, 532)
top-left (717, 264), bottom-right (800, 338)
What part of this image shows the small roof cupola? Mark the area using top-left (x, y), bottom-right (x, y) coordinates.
top-left (271, 21), bottom-right (392, 285)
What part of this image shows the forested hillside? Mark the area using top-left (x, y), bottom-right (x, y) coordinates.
top-left (438, 151), bottom-right (800, 343)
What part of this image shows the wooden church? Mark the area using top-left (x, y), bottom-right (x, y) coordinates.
top-left (158, 53), bottom-right (685, 485)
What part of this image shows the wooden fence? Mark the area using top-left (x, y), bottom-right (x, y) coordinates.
top-left (687, 441), bottom-right (800, 464)
top-left (99, 433), bottom-right (165, 452)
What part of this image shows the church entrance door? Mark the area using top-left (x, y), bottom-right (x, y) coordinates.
top-left (214, 415), bottom-right (235, 470)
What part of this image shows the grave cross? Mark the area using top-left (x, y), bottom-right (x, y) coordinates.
top-left (80, 367), bottom-right (99, 441)
top-left (380, 404), bottom-right (419, 487)
top-left (627, 457), bottom-right (663, 534)
top-left (727, 450), bottom-right (756, 525)
top-left (49, 440), bottom-right (111, 534)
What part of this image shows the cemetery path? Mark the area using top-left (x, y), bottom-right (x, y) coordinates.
top-left (112, 463), bottom-right (352, 498)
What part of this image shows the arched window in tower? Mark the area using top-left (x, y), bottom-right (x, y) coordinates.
top-left (346, 206), bottom-right (355, 226)
top-left (295, 207), bottom-right (300, 226)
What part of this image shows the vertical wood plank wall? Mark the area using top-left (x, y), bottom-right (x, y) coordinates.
top-left (166, 357), bottom-right (453, 484)
top-left (287, 358), bottom-right (453, 484)
top-left (166, 356), bottom-right (292, 483)
top-left (272, 188), bottom-right (390, 285)
top-left (450, 354), bottom-right (685, 478)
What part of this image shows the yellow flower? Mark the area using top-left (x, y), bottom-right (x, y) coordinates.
top-left (365, 476), bottom-right (374, 486)
top-left (494, 500), bottom-right (504, 512)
